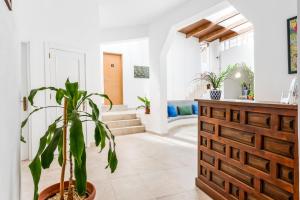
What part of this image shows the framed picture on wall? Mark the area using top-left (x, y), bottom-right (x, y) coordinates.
top-left (134, 66), bottom-right (150, 79)
top-left (4, 0), bottom-right (12, 10)
top-left (287, 16), bottom-right (297, 74)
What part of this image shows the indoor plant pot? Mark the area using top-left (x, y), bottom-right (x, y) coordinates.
top-left (210, 89), bottom-right (222, 100)
top-left (145, 107), bottom-right (150, 114)
top-left (39, 181), bottom-right (96, 200)
top-left (137, 96), bottom-right (151, 115)
top-left (21, 79), bottom-right (118, 200)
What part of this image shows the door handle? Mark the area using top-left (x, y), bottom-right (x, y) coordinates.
top-left (22, 96), bottom-right (28, 111)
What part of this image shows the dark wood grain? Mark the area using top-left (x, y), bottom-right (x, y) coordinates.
top-left (196, 99), bottom-right (298, 200)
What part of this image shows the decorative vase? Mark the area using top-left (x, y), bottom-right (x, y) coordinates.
top-left (145, 107), bottom-right (150, 114)
top-left (210, 90), bottom-right (222, 100)
top-left (39, 181), bottom-right (96, 200)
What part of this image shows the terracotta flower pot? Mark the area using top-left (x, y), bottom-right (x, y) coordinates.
top-left (39, 181), bottom-right (96, 200)
top-left (145, 107), bottom-right (150, 114)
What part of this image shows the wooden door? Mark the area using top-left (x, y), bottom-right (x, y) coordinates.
top-left (103, 52), bottom-right (123, 105)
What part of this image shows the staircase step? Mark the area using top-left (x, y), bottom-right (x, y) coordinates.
top-left (102, 113), bottom-right (137, 122)
top-left (106, 119), bottom-right (141, 129)
top-left (110, 125), bottom-right (145, 136)
top-left (101, 105), bottom-right (129, 112)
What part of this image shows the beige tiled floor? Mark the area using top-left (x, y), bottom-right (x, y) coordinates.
top-left (21, 125), bottom-right (212, 200)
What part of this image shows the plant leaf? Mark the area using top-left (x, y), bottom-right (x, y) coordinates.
top-left (75, 146), bottom-right (87, 196)
top-left (94, 123), bottom-right (101, 146)
top-left (41, 128), bottom-right (62, 169)
top-left (65, 79), bottom-right (78, 99)
top-left (28, 87), bottom-right (57, 106)
top-left (109, 150), bottom-right (118, 173)
top-left (55, 89), bottom-right (65, 105)
top-left (70, 114), bottom-right (84, 166)
top-left (29, 157), bottom-right (42, 200)
top-left (99, 123), bottom-right (106, 151)
top-left (88, 99), bottom-right (99, 120)
top-left (28, 119), bottom-right (59, 200)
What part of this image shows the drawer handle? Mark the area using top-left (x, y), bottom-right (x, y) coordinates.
top-left (265, 162), bottom-right (270, 171)
top-left (288, 171), bottom-right (293, 180)
top-left (266, 117), bottom-right (271, 126)
top-left (236, 113), bottom-right (240, 121)
top-left (235, 189), bottom-right (239, 196)
top-left (289, 120), bottom-right (294, 130)
top-left (289, 146), bottom-right (294, 157)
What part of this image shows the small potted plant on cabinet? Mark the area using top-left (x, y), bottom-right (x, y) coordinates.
top-left (194, 65), bottom-right (236, 100)
top-left (21, 79), bottom-right (118, 200)
top-left (136, 96), bottom-right (151, 114)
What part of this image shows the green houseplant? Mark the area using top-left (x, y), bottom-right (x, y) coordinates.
top-left (194, 65), bottom-right (236, 100)
top-left (136, 96), bottom-right (150, 114)
top-left (21, 79), bottom-right (118, 200)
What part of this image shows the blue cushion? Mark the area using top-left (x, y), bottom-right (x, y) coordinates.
top-left (192, 104), bottom-right (198, 115)
top-left (167, 104), bottom-right (178, 117)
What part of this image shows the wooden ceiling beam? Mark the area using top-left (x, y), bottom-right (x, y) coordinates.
top-left (186, 22), bottom-right (214, 38)
top-left (186, 11), bottom-right (240, 38)
top-left (199, 19), bottom-right (248, 42)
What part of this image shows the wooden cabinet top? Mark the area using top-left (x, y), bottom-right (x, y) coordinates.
top-left (195, 99), bottom-right (297, 110)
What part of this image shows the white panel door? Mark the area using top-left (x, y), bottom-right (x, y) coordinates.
top-left (20, 43), bottom-right (30, 161)
top-left (45, 47), bottom-right (87, 144)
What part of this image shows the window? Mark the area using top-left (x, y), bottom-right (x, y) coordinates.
top-left (220, 31), bottom-right (254, 51)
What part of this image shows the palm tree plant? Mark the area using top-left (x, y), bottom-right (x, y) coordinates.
top-left (21, 79), bottom-right (118, 200)
top-left (136, 96), bottom-right (150, 114)
top-left (194, 65), bottom-right (236, 100)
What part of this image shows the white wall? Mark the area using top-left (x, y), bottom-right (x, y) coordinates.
top-left (16, 0), bottom-right (102, 157)
top-left (100, 39), bottom-right (150, 108)
top-left (230, 0), bottom-right (297, 101)
top-left (167, 32), bottom-right (202, 100)
top-left (0, 1), bottom-right (20, 199)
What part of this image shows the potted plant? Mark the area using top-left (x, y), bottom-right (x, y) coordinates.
top-left (136, 96), bottom-right (150, 114)
top-left (21, 79), bottom-right (118, 200)
top-left (248, 90), bottom-right (255, 100)
top-left (194, 65), bottom-right (236, 100)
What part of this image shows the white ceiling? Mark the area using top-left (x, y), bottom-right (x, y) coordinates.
top-left (99, 0), bottom-right (191, 29)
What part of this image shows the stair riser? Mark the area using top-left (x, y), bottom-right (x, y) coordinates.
top-left (102, 114), bottom-right (137, 122)
top-left (106, 120), bottom-right (141, 129)
top-left (111, 127), bottom-right (145, 136)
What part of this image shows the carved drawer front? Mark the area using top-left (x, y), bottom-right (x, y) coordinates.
top-left (262, 136), bottom-right (294, 158)
top-left (229, 183), bottom-right (240, 199)
top-left (220, 126), bottom-right (255, 147)
top-left (219, 161), bottom-right (254, 187)
top-left (201, 122), bottom-right (215, 134)
top-left (279, 116), bottom-right (295, 133)
top-left (211, 140), bottom-right (226, 155)
top-left (246, 112), bottom-right (271, 128)
top-left (245, 193), bottom-right (258, 200)
top-left (200, 136), bottom-right (207, 147)
top-left (230, 147), bottom-right (240, 161)
top-left (200, 106), bottom-right (208, 116)
top-left (278, 164), bottom-right (294, 184)
top-left (211, 107), bottom-right (226, 120)
top-left (231, 110), bottom-right (240, 123)
top-left (261, 180), bottom-right (293, 200)
top-left (201, 151), bottom-right (215, 166)
top-left (200, 165), bottom-right (208, 178)
top-left (245, 153), bottom-right (270, 173)
top-left (210, 172), bottom-right (225, 189)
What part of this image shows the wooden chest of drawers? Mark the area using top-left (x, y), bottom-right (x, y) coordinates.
top-left (196, 99), bottom-right (298, 200)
